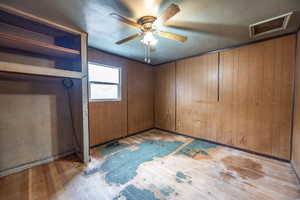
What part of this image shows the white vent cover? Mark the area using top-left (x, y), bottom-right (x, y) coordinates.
top-left (249, 12), bottom-right (293, 38)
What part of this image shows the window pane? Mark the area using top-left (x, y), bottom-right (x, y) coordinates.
top-left (90, 83), bottom-right (119, 100)
top-left (89, 64), bottom-right (119, 83)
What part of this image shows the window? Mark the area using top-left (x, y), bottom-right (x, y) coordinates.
top-left (88, 63), bottom-right (121, 101)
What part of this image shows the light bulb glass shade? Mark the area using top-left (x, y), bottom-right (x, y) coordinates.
top-left (141, 32), bottom-right (157, 46)
top-left (145, 0), bottom-right (154, 9)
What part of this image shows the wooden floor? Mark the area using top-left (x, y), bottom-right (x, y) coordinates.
top-left (1, 129), bottom-right (300, 200)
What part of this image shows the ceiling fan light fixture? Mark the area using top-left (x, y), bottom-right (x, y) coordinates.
top-left (141, 32), bottom-right (157, 46)
top-left (110, 3), bottom-right (187, 63)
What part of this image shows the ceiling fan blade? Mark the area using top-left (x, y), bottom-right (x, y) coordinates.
top-left (115, 33), bottom-right (142, 45)
top-left (110, 13), bottom-right (141, 29)
top-left (156, 4), bottom-right (180, 25)
top-left (158, 31), bottom-right (187, 42)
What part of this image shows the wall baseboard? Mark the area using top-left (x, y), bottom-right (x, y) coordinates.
top-left (90, 128), bottom-right (155, 149)
top-left (155, 127), bottom-right (290, 163)
top-left (0, 150), bottom-right (75, 178)
top-left (291, 161), bottom-right (300, 184)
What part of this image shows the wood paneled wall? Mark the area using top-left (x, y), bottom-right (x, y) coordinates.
top-left (292, 31), bottom-right (300, 175)
top-left (128, 62), bottom-right (154, 134)
top-left (218, 36), bottom-right (295, 159)
top-left (154, 62), bottom-right (176, 131)
top-left (155, 35), bottom-right (296, 160)
top-left (176, 53), bottom-right (219, 141)
top-left (88, 48), bottom-right (154, 146)
top-left (88, 49), bottom-right (128, 146)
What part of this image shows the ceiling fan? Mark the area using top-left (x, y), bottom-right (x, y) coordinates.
top-left (110, 3), bottom-right (187, 63)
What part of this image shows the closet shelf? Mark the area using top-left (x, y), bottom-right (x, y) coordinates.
top-left (0, 33), bottom-right (80, 58)
top-left (0, 61), bottom-right (83, 79)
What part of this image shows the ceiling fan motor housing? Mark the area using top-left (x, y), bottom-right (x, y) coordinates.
top-left (138, 16), bottom-right (157, 31)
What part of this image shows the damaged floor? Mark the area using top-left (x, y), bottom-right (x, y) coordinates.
top-left (1, 129), bottom-right (300, 200)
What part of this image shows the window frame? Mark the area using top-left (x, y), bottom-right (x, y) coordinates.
top-left (88, 62), bottom-right (122, 102)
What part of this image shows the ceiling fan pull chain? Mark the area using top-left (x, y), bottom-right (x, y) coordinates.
top-left (145, 44), bottom-right (148, 63)
top-left (147, 44), bottom-right (151, 63)
top-left (147, 45), bottom-right (149, 63)
top-left (144, 44), bottom-right (147, 62)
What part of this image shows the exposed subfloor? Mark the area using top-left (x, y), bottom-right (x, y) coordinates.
top-left (1, 129), bottom-right (300, 200)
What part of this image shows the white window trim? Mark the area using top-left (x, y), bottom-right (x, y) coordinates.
top-left (88, 62), bottom-right (122, 102)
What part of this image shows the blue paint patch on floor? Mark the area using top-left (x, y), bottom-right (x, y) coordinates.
top-left (176, 178), bottom-right (183, 183)
top-left (160, 186), bottom-right (175, 197)
top-left (94, 143), bottom-right (131, 157)
top-left (101, 140), bottom-right (183, 185)
top-left (176, 171), bottom-right (192, 184)
top-left (176, 171), bottom-right (188, 180)
top-left (113, 184), bottom-right (159, 200)
top-left (176, 140), bottom-right (217, 156)
top-left (200, 150), bottom-right (209, 155)
top-left (84, 143), bottom-right (134, 176)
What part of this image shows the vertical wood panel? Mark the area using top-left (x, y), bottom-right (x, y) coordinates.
top-left (218, 49), bottom-right (235, 145)
top-left (235, 47), bottom-right (249, 149)
top-left (154, 62), bottom-right (176, 131)
top-left (272, 38), bottom-right (283, 157)
top-left (248, 43), bottom-right (265, 153)
top-left (280, 36), bottom-right (294, 158)
top-left (260, 40), bottom-right (275, 156)
top-left (127, 62), bottom-right (154, 134)
top-left (292, 30), bottom-right (300, 176)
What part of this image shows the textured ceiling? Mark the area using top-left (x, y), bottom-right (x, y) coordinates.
top-left (1, 0), bottom-right (300, 64)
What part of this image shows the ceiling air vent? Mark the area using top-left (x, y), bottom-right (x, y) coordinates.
top-left (249, 12), bottom-right (293, 38)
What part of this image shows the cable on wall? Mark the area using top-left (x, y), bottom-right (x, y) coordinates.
top-left (62, 78), bottom-right (82, 154)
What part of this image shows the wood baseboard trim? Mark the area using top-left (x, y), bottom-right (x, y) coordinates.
top-left (90, 128), bottom-right (155, 149)
top-left (0, 150), bottom-right (75, 178)
top-left (291, 161), bottom-right (300, 184)
top-left (155, 127), bottom-right (290, 163)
